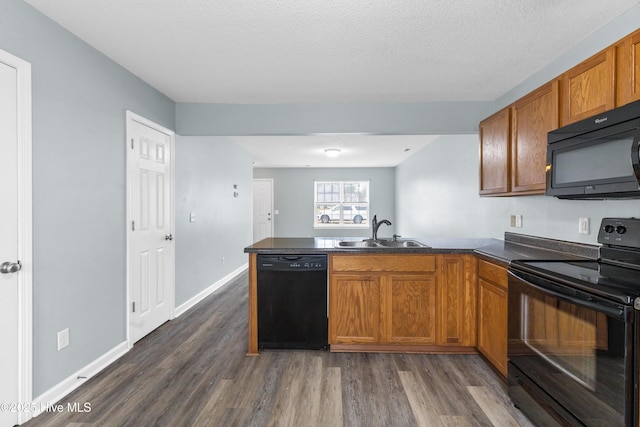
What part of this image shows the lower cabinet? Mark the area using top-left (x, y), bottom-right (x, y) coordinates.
top-left (438, 255), bottom-right (477, 347)
top-left (329, 273), bottom-right (382, 344)
top-left (384, 273), bottom-right (438, 344)
top-left (477, 259), bottom-right (508, 377)
top-left (329, 254), bottom-right (476, 350)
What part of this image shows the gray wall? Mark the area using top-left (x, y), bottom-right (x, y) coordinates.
top-left (395, 135), bottom-right (640, 243)
top-left (175, 136), bottom-right (253, 305)
top-left (253, 168), bottom-right (396, 239)
top-left (1, 0), bottom-right (175, 396)
top-left (176, 101), bottom-right (494, 135)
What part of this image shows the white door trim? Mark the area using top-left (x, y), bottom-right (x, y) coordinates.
top-left (0, 48), bottom-right (33, 425)
top-left (125, 111), bottom-right (175, 347)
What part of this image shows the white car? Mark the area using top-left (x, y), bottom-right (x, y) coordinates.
top-left (317, 205), bottom-right (368, 224)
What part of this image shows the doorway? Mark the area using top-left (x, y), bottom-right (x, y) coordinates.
top-left (0, 49), bottom-right (33, 427)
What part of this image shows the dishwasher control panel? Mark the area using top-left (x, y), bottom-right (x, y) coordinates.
top-left (257, 255), bottom-right (327, 271)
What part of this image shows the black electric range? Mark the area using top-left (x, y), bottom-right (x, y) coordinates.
top-left (508, 218), bottom-right (640, 427)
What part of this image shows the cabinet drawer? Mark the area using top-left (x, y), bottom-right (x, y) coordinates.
top-left (331, 254), bottom-right (436, 273)
top-left (478, 259), bottom-right (508, 289)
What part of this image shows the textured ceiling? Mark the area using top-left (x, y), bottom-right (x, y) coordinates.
top-left (23, 0), bottom-right (640, 104)
top-left (22, 0), bottom-right (640, 167)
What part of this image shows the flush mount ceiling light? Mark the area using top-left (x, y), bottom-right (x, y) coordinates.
top-left (324, 148), bottom-right (341, 158)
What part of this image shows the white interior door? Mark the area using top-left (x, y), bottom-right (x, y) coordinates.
top-left (253, 179), bottom-right (274, 242)
top-left (0, 50), bottom-right (32, 426)
top-left (127, 112), bottom-right (175, 344)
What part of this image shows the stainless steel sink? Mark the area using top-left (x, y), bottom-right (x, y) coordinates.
top-left (335, 239), bottom-right (429, 249)
top-left (335, 240), bottom-right (379, 248)
top-left (375, 239), bottom-right (427, 248)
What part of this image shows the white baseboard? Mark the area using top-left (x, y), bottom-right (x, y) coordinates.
top-left (31, 340), bottom-right (129, 417)
top-left (174, 263), bottom-right (248, 318)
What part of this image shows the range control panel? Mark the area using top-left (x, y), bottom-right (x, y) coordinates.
top-left (598, 218), bottom-right (640, 248)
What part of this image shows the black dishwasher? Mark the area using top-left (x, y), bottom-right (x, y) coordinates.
top-left (257, 254), bottom-right (328, 350)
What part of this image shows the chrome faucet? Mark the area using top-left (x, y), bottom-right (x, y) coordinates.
top-left (371, 215), bottom-right (392, 240)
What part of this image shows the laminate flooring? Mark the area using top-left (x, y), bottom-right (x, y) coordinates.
top-left (26, 271), bottom-right (534, 427)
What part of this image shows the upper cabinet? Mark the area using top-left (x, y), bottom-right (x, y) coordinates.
top-left (479, 27), bottom-right (640, 197)
top-left (479, 108), bottom-right (510, 195)
top-left (616, 28), bottom-right (640, 106)
top-left (511, 80), bottom-right (559, 194)
top-left (560, 47), bottom-right (616, 126)
top-left (479, 80), bottom-right (558, 197)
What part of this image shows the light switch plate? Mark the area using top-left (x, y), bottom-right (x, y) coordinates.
top-left (189, 212), bottom-right (196, 222)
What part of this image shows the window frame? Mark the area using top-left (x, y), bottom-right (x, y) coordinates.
top-left (313, 180), bottom-right (370, 229)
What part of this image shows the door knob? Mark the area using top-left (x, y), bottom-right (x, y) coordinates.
top-left (1, 261), bottom-right (21, 274)
top-left (165, 234), bottom-right (173, 241)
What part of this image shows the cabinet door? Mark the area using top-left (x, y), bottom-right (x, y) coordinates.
top-left (616, 29), bottom-right (640, 106)
top-left (437, 255), bottom-right (477, 346)
top-left (477, 278), bottom-right (507, 378)
top-left (329, 274), bottom-right (380, 344)
top-left (511, 80), bottom-right (559, 194)
top-left (381, 274), bottom-right (437, 344)
top-left (561, 47), bottom-right (615, 126)
top-left (479, 108), bottom-right (510, 195)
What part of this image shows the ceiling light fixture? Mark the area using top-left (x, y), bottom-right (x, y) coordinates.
top-left (324, 148), bottom-right (341, 158)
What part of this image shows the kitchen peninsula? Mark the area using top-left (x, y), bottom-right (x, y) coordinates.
top-left (244, 235), bottom-right (596, 370)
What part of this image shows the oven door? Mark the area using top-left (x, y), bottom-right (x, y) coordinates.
top-left (507, 269), bottom-right (635, 427)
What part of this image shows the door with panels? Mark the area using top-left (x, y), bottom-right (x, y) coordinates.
top-left (127, 112), bottom-right (175, 344)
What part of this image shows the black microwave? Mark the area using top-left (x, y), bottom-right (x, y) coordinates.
top-left (546, 99), bottom-right (640, 199)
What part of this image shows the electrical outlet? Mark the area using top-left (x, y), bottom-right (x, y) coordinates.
top-left (58, 328), bottom-right (69, 351)
top-left (579, 217), bottom-right (590, 235)
top-left (510, 215), bottom-right (516, 227)
top-left (515, 214), bottom-right (523, 228)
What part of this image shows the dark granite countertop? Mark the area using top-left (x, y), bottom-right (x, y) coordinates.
top-left (244, 236), bottom-right (499, 255)
top-left (244, 233), bottom-right (600, 266)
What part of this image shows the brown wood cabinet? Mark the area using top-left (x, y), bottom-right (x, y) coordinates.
top-left (329, 254), bottom-right (437, 346)
top-left (616, 28), bottom-right (640, 106)
top-left (479, 81), bottom-right (559, 197)
top-left (510, 81), bottom-right (559, 194)
top-left (560, 47), bottom-right (616, 126)
top-left (329, 254), bottom-right (476, 352)
top-left (384, 273), bottom-right (438, 344)
top-left (438, 255), bottom-right (477, 347)
top-left (479, 108), bottom-right (510, 195)
top-left (330, 273), bottom-right (381, 344)
top-left (477, 259), bottom-right (508, 378)
top-left (479, 28), bottom-right (640, 198)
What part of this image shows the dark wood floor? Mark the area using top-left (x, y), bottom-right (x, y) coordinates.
top-left (27, 271), bottom-right (534, 427)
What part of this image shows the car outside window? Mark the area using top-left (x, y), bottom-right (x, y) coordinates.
top-left (314, 181), bottom-right (369, 228)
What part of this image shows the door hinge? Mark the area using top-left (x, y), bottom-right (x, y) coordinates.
top-left (132, 220), bottom-right (135, 231)
top-left (131, 138), bottom-right (134, 149)
top-left (132, 302), bottom-right (136, 313)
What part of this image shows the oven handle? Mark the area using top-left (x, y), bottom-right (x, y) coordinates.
top-left (508, 270), bottom-right (627, 320)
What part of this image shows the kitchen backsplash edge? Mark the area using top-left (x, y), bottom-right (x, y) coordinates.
top-left (504, 232), bottom-right (599, 259)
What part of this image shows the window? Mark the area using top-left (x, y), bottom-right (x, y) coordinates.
top-left (314, 180), bottom-right (369, 228)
